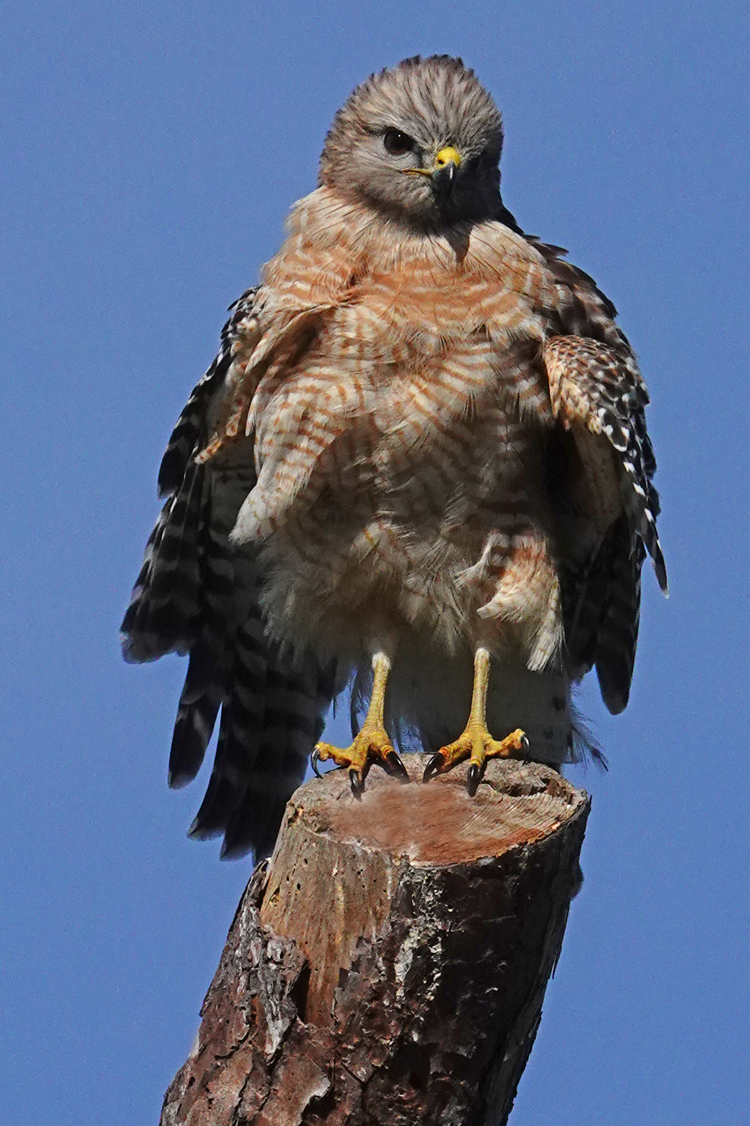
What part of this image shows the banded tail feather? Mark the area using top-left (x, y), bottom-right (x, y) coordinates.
top-left (123, 483), bottom-right (335, 857)
top-left (595, 525), bottom-right (644, 715)
top-left (121, 461), bottom-right (206, 662)
top-left (122, 282), bottom-right (334, 858)
top-left (123, 464), bottom-right (334, 858)
top-left (219, 660), bottom-right (335, 860)
top-left (186, 609), bottom-right (270, 841)
top-left (167, 489), bottom-right (237, 786)
top-left (563, 534), bottom-right (615, 679)
top-left (564, 513), bottom-right (643, 715)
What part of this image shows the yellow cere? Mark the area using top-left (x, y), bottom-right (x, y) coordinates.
top-left (434, 146), bottom-right (462, 168)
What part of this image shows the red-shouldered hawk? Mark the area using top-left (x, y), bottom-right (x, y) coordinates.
top-left (122, 56), bottom-right (667, 859)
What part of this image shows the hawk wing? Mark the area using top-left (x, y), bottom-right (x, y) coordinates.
top-left (121, 288), bottom-right (335, 858)
top-left (543, 332), bottom-right (668, 714)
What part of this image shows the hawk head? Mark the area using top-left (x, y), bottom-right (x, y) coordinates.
top-left (319, 55), bottom-right (505, 227)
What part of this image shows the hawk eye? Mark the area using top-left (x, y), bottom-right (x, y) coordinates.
top-left (383, 129), bottom-right (414, 155)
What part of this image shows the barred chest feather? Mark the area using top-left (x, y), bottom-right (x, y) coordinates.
top-left (229, 206), bottom-right (564, 672)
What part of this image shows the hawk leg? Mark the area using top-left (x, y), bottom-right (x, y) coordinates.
top-left (423, 647), bottom-right (529, 795)
top-left (312, 651), bottom-right (408, 798)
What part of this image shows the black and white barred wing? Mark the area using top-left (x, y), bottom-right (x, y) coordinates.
top-left (545, 335), bottom-right (668, 714)
top-left (121, 288), bottom-right (334, 859)
top-left (122, 287), bottom-right (260, 663)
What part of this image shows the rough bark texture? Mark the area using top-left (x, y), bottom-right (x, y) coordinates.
top-left (159, 754), bottom-right (589, 1126)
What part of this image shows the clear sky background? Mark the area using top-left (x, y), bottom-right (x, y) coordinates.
top-left (2, 1), bottom-right (748, 1123)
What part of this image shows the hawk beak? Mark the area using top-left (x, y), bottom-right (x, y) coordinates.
top-left (431, 146), bottom-right (461, 198)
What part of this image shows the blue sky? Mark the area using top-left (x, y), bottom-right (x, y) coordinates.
top-left (2, 1), bottom-right (749, 1122)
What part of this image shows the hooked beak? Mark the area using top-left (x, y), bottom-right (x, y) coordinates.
top-left (431, 145), bottom-right (461, 199)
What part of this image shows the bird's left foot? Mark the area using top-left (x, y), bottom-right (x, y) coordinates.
top-left (423, 724), bottom-right (529, 795)
top-left (312, 722), bottom-right (409, 799)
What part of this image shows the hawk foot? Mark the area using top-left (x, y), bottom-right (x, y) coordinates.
top-left (423, 725), bottom-right (529, 795)
top-left (312, 723), bottom-right (408, 799)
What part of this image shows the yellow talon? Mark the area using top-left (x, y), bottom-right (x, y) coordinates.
top-left (311, 651), bottom-right (408, 797)
top-left (422, 648), bottom-right (529, 794)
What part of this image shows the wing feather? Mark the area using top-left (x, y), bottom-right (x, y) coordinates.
top-left (544, 333), bottom-right (667, 713)
top-left (121, 286), bottom-right (334, 858)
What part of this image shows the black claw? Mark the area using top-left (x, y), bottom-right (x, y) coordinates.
top-left (466, 763), bottom-right (482, 797)
top-left (349, 769), bottom-right (364, 800)
top-left (311, 749), bottom-right (322, 778)
top-left (422, 752), bottom-right (444, 783)
top-left (386, 750), bottom-right (410, 782)
top-left (520, 735), bottom-right (530, 756)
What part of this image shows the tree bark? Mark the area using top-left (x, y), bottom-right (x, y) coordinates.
top-left (159, 754), bottom-right (589, 1126)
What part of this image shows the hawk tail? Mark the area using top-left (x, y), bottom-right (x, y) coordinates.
top-left (121, 460), bottom-right (206, 663)
top-left (122, 460), bottom-right (334, 859)
top-left (565, 513), bottom-right (643, 714)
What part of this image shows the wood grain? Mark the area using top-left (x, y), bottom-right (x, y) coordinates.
top-left (160, 755), bottom-right (589, 1126)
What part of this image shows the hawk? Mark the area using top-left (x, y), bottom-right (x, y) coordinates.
top-left (122, 56), bottom-right (667, 859)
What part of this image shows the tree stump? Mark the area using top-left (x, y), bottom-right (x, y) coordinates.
top-left (159, 753), bottom-right (589, 1126)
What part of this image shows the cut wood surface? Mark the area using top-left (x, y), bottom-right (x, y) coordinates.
top-left (159, 754), bottom-right (590, 1126)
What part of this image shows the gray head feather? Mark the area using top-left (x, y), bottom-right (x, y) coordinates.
top-left (320, 56), bottom-right (505, 227)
